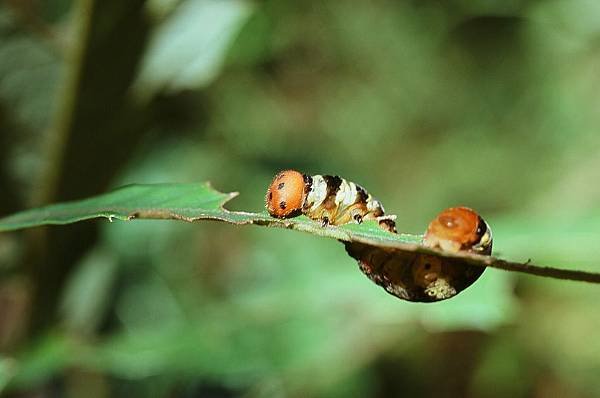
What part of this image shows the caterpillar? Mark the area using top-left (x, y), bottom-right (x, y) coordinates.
top-left (265, 170), bottom-right (397, 232)
top-left (346, 206), bottom-right (493, 302)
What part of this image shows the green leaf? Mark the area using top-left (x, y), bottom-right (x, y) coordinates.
top-left (0, 182), bottom-right (599, 299)
top-left (6, 334), bottom-right (70, 389)
top-left (0, 357), bottom-right (16, 393)
top-left (60, 247), bottom-right (119, 335)
top-left (0, 183), bottom-right (234, 230)
top-left (0, 182), bottom-right (419, 244)
top-left (134, 0), bottom-right (254, 98)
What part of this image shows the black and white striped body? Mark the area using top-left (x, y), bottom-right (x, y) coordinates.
top-left (302, 174), bottom-right (396, 232)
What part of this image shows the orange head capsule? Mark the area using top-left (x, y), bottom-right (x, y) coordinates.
top-left (423, 206), bottom-right (493, 255)
top-left (266, 170), bottom-right (307, 218)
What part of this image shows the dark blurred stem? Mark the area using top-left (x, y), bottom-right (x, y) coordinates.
top-left (32, 0), bottom-right (94, 206)
top-left (22, 0), bottom-right (96, 337)
top-left (0, 107), bottom-right (21, 214)
top-left (24, 0), bottom-right (151, 334)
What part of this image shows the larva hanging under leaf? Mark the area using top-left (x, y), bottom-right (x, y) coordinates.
top-left (265, 170), bottom-right (397, 232)
top-left (345, 206), bottom-right (493, 302)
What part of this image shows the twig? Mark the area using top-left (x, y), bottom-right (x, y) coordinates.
top-left (483, 257), bottom-right (600, 283)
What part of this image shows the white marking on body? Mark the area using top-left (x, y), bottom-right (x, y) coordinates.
top-left (480, 229), bottom-right (492, 246)
top-left (306, 175), bottom-right (328, 212)
top-left (473, 220), bottom-right (493, 252)
top-left (367, 197), bottom-right (383, 213)
top-left (344, 182), bottom-right (358, 206)
top-left (334, 179), bottom-right (348, 205)
top-left (335, 179), bottom-right (357, 208)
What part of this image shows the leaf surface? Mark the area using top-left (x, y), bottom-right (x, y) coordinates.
top-left (1, 183), bottom-right (599, 287)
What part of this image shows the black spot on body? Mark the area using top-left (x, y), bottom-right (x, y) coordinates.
top-left (378, 218), bottom-right (397, 233)
top-left (277, 182), bottom-right (285, 190)
top-left (279, 201), bottom-right (286, 210)
top-left (286, 208), bottom-right (302, 218)
top-left (302, 174), bottom-right (313, 211)
top-left (303, 174), bottom-right (313, 192)
top-left (323, 175), bottom-right (343, 198)
top-left (355, 185), bottom-right (368, 204)
top-left (475, 216), bottom-right (487, 241)
top-left (268, 192), bottom-right (273, 200)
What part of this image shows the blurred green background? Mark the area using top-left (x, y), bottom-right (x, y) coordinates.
top-left (1, 0), bottom-right (600, 397)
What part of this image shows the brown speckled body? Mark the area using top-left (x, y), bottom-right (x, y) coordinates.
top-left (346, 206), bottom-right (493, 302)
top-left (345, 243), bottom-right (485, 302)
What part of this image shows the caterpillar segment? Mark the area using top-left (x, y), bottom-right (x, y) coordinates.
top-left (266, 170), bottom-right (397, 232)
top-left (422, 207), bottom-right (493, 255)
